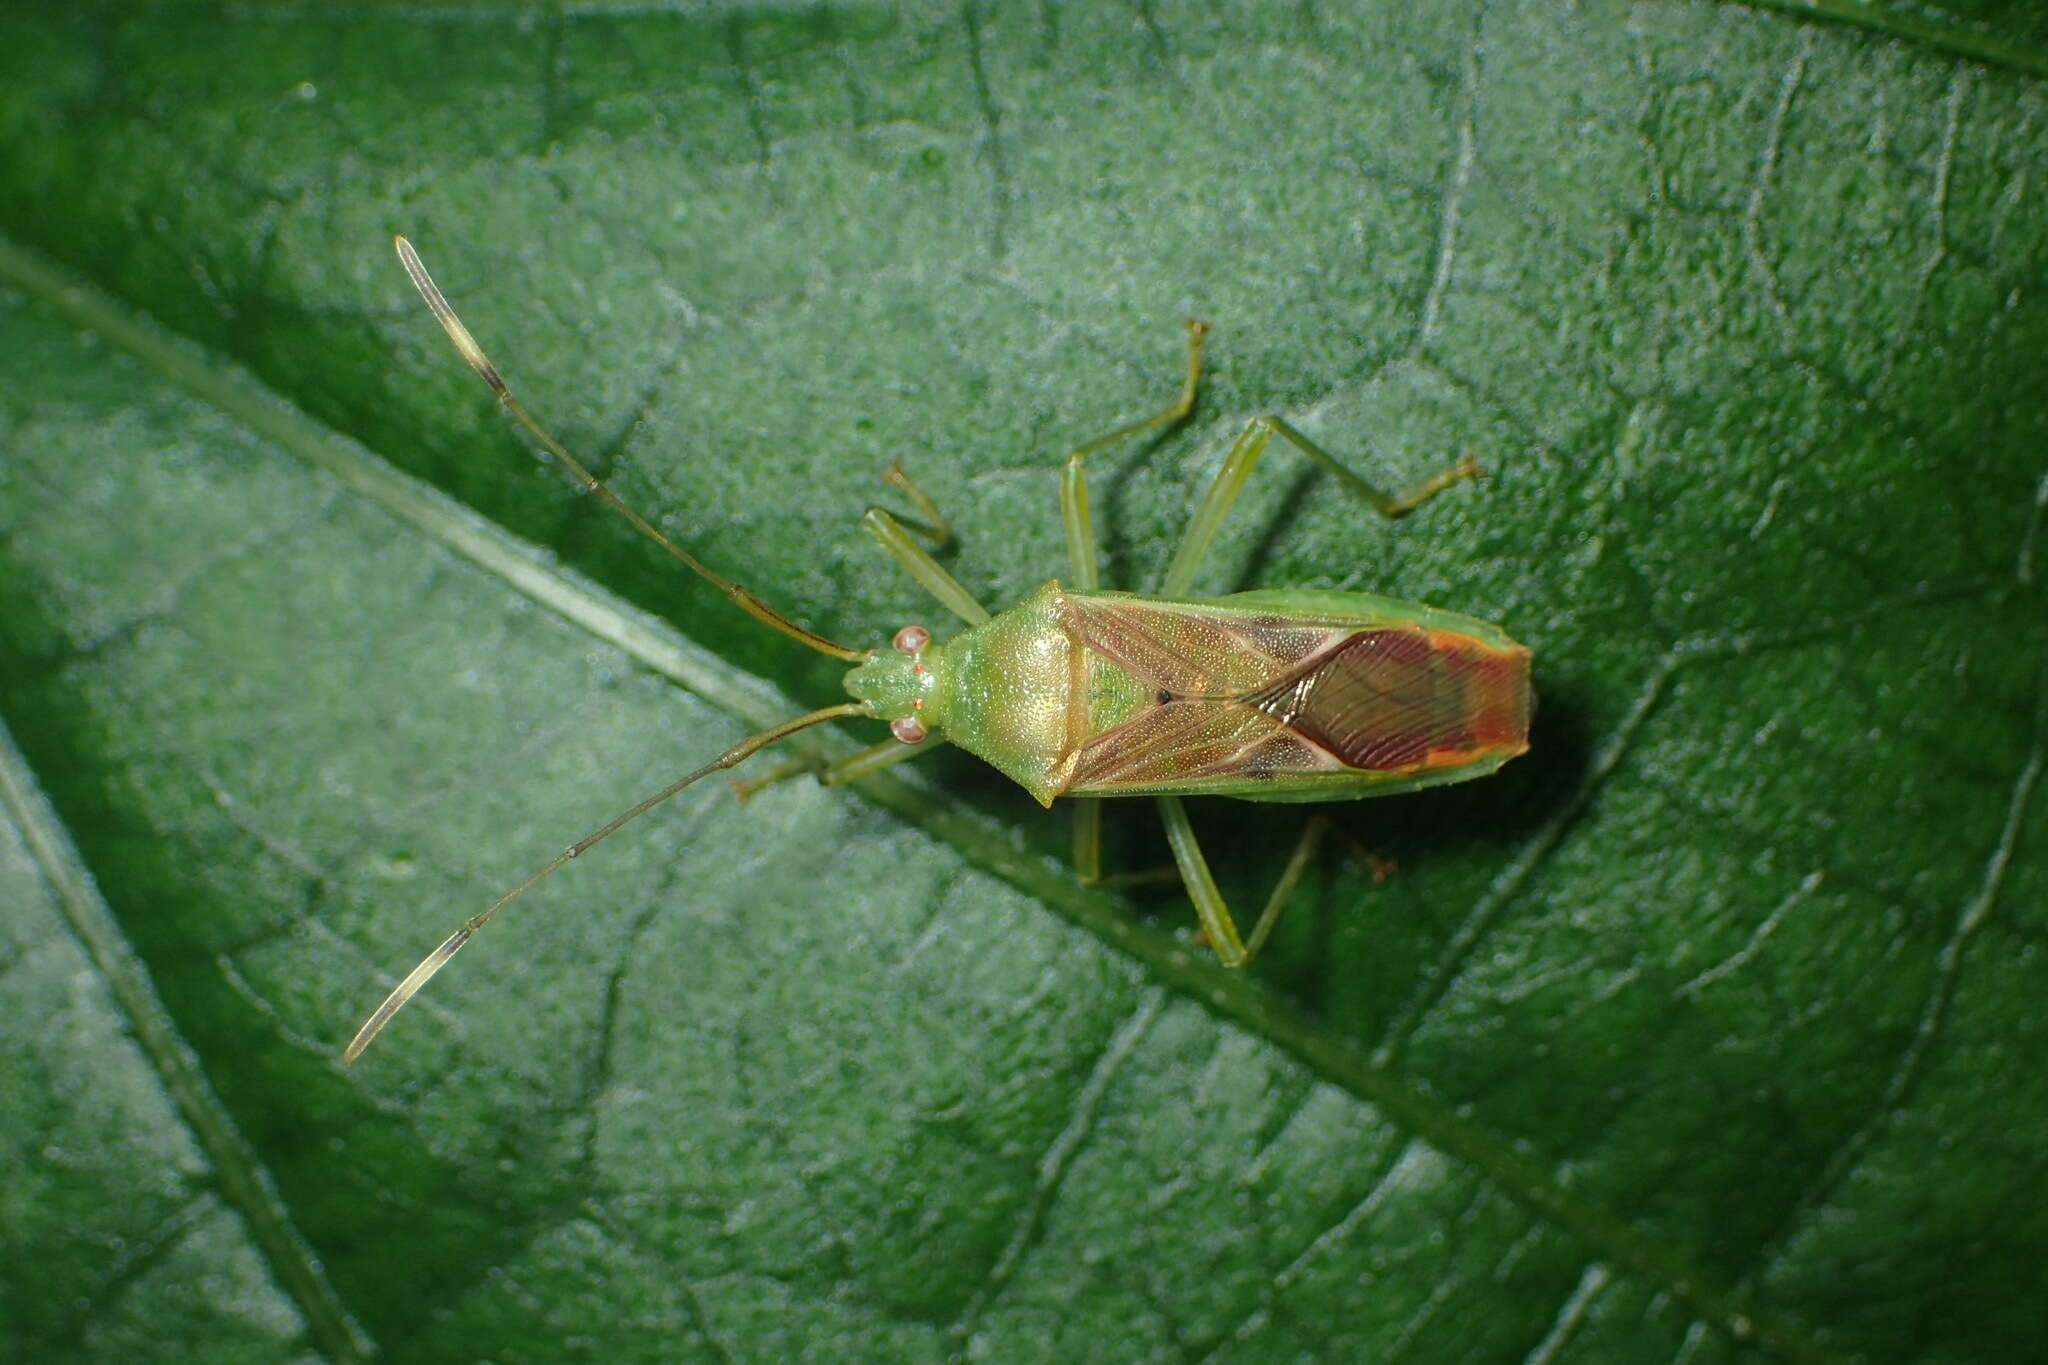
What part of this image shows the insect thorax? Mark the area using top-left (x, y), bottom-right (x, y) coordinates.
top-left (921, 582), bottom-right (1079, 806)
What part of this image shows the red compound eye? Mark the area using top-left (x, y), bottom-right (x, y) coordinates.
top-left (892, 625), bottom-right (930, 654)
top-left (890, 716), bottom-right (928, 745)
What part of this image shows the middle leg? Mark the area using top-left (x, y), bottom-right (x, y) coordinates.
top-left (1060, 319), bottom-right (1209, 592)
top-left (1059, 320), bottom-right (1207, 880)
top-left (1160, 416), bottom-right (1481, 597)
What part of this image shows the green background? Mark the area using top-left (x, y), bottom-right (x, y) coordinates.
top-left (2, 2), bottom-right (2043, 1362)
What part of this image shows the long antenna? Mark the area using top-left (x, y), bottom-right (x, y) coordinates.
top-left (344, 700), bottom-right (869, 1062)
top-left (394, 235), bottom-right (867, 662)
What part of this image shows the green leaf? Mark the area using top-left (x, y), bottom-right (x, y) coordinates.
top-left (3, 4), bottom-right (2044, 1362)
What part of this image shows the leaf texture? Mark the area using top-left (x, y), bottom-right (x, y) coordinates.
top-left (1, 4), bottom-right (2044, 1362)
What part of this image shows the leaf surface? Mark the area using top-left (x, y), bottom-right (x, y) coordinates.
top-left (2, 4), bottom-right (2044, 1362)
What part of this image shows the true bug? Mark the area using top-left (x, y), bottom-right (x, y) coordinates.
top-left (344, 236), bottom-right (1531, 1062)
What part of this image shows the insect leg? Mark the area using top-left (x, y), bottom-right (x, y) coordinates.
top-left (1157, 804), bottom-right (1340, 966)
top-left (1061, 319), bottom-right (1207, 591)
top-left (862, 508), bottom-right (991, 626)
top-left (880, 462), bottom-right (955, 547)
top-left (1267, 418), bottom-right (1482, 519)
top-left (1062, 322), bottom-right (1203, 884)
top-left (819, 733), bottom-right (947, 784)
top-left (734, 732), bottom-right (948, 801)
top-left (1239, 815), bottom-right (1335, 962)
top-left (1073, 800), bottom-right (1103, 883)
top-left (1157, 795), bottom-right (1249, 966)
top-left (1072, 802), bottom-right (1186, 888)
top-left (1159, 416), bottom-right (1481, 597)
top-left (860, 456), bottom-right (989, 624)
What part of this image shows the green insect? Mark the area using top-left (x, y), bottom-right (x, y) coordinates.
top-left (345, 236), bottom-right (1532, 1062)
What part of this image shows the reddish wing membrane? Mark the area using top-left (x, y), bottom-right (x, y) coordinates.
top-left (1245, 626), bottom-right (1529, 771)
